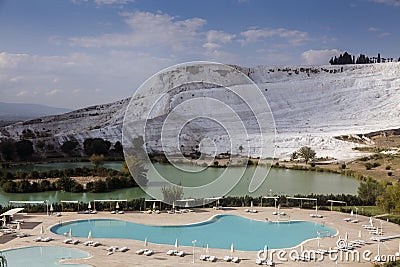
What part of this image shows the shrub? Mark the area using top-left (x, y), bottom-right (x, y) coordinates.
top-left (365, 163), bottom-right (373, 170)
top-left (385, 165), bottom-right (391, 170)
top-left (388, 172), bottom-right (393, 176)
top-left (372, 162), bottom-right (381, 168)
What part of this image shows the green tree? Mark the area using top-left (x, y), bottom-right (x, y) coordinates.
top-left (0, 140), bottom-right (15, 161)
top-left (357, 178), bottom-right (385, 205)
top-left (377, 183), bottom-right (400, 213)
top-left (15, 140), bottom-right (34, 159)
top-left (124, 136), bottom-right (148, 186)
top-left (297, 146), bottom-right (316, 164)
top-left (114, 141), bottom-right (123, 154)
top-left (290, 151), bottom-right (298, 161)
top-left (161, 185), bottom-right (183, 204)
top-left (89, 154), bottom-right (105, 168)
top-left (83, 138), bottom-right (111, 156)
top-left (61, 140), bottom-right (78, 154)
top-left (55, 177), bottom-right (78, 192)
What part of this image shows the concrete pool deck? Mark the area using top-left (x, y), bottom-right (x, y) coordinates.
top-left (1, 207), bottom-right (399, 266)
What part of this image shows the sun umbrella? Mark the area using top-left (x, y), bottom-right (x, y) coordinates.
top-left (350, 210), bottom-right (353, 217)
top-left (230, 243), bottom-right (235, 254)
top-left (317, 238), bottom-right (320, 247)
top-left (17, 222), bottom-right (21, 231)
top-left (263, 245), bottom-right (268, 257)
top-left (206, 244), bottom-right (209, 254)
top-left (88, 230), bottom-right (92, 239)
top-left (345, 232), bottom-right (348, 240)
top-left (153, 202), bottom-right (156, 210)
top-left (50, 204), bottom-right (54, 213)
top-left (172, 202), bottom-right (175, 210)
top-left (175, 238), bottom-right (179, 248)
top-left (300, 244), bottom-right (304, 252)
top-left (144, 237), bottom-right (148, 247)
top-left (116, 202), bottom-right (120, 209)
top-left (2, 216), bottom-right (6, 227)
top-left (185, 201), bottom-right (189, 208)
top-left (358, 230), bottom-right (362, 238)
top-left (250, 201), bottom-right (253, 209)
top-left (40, 225), bottom-right (44, 235)
top-left (88, 202), bottom-right (92, 210)
top-left (69, 227), bottom-right (72, 237)
top-left (370, 217), bottom-right (373, 226)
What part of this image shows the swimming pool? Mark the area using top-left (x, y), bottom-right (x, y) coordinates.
top-left (51, 215), bottom-right (336, 251)
top-left (1, 246), bottom-right (91, 267)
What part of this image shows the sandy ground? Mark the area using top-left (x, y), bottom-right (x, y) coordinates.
top-left (1, 207), bottom-right (399, 266)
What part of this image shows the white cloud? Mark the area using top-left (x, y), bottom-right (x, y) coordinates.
top-left (368, 27), bottom-right (381, 32)
top-left (206, 30), bottom-right (235, 44)
top-left (379, 32), bottom-right (391, 37)
top-left (203, 42), bottom-right (221, 50)
top-left (71, 0), bottom-right (135, 5)
top-left (371, 0), bottom-right (400, 6)
top-left (16, 90), bottom-right (29, 97)
top-left (45, 89), bottom-right (61, 96)
top-left (0, 51), bottom-right (174, 108)
top-left (301, 49), bottom-right (343, 65)
top-left (238, 28), bottom-right (309, 46)
top-left (94, 0), bottom-right (135, 4)
top-left (70, 11), bottom-right (206, 51)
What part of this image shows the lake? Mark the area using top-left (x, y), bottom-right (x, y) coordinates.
top-left (0, 162), bottom-right (360, 205)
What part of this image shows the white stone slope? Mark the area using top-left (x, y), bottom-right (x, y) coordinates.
top-left (1, 63), bottom-right (399, 161)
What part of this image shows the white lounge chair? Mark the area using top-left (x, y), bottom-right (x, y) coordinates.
top-left (110, 210), bottom-right (116, 214)
top-left (118, 246), bottom-right (129, 252)
top-left (144, 250), bottom-right (153, 256)
top-left (135, 249), bottom-right (145, 255)
top-left (33, 237), bottom-right (43, 242)
top-left (223, 256), bottom-right (232, 262)
top-left (232, 257), bottom-right (240, 263)
top-left (118, 211), bottom-right (124, 214)
top-left (106, 246), bottom-right (117, 252)
top-left (42, 237), bottom-right (53, 242)
top-left (175, 251), bottom-right (185, 257)
top-left (91, 241), bottom-right (101, 247)
top-left (266, 260), bottom-right (274, 266)
top-left (63, 238), bottom-right (73, 244)
top-left (82, 240), bottom-right (93, 246)
top-left (200, 255), bottom-right (207, 261)
top-left (71, 239), bottom-right (80, 245)
top-left (208, 255), bottom-right (217, 262)
top-left (167, 249), bottom-right (176, 256)
top-left (256, 258), bottom-right (263, 265)
top-left (15, 232), bottom-right (29, 238)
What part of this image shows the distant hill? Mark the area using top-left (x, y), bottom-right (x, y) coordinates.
top-left (1, 63), bottom-right (400, 161)
top-left (0, 102), bottom-right (71, 121)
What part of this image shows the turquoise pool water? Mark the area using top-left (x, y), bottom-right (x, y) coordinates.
top-left (51, 215), bottom-right (336, 251)
top-left (1, 246), bottom-right (90, 267)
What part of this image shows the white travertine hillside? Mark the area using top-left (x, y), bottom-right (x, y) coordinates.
top-left (1, 63), bottom-right (399, 161)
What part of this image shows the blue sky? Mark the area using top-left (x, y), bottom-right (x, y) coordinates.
top-left (0, 0), bottom-right (399, 109)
